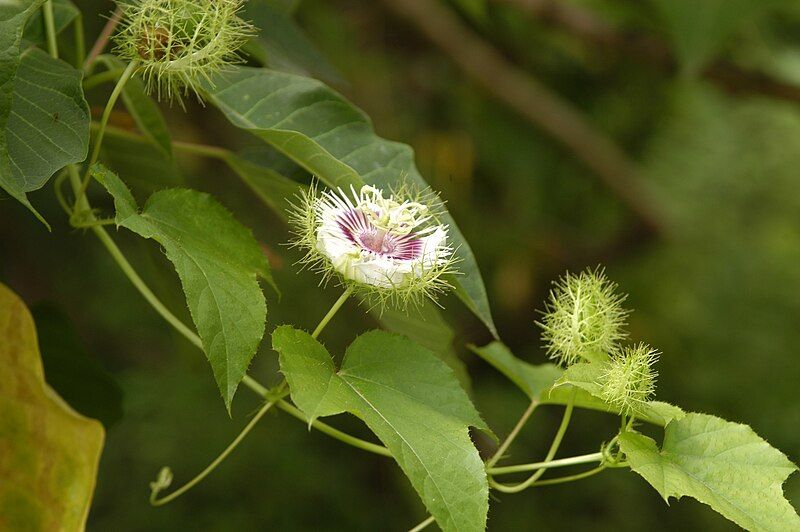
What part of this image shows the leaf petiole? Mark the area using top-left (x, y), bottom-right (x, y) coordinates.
top-left (73, 60), bottom-right (139, 213)
top-left (43, 1), bottom-right (58, 58)
top-left (489, 392), bottom-right (576, 493)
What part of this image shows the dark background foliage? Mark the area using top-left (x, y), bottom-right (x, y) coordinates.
top-left (2, 0), bottom-right (799, 529)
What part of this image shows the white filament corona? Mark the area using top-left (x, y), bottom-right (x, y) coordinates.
top-left (290, 184), bottom-right (457, 308)
top-left (314, 186), bottom-right (452, 288)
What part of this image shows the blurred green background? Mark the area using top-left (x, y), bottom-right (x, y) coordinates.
top-left (2, 0), bottom-right (800, 529)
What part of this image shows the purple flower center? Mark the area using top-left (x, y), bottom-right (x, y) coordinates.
top-left (337, 209), bottom-right (422, 260)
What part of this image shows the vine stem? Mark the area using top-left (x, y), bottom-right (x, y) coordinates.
top-left (277, 400), bottom-right (392, 457)
top-left (486, 399), bottom-right (538, 469)
top-left (408, 515), bottom-right (435, 532)
top-left (74, 59), bottom-right (138, 212)
top-left (68, 164), bottom-right (205, 351)
top-left (84, 5), bottom-right (123, 71)
top-left (74, 13), bottom-right (85, 67)
top-left (146, 285), bottom-right (360, 505)
top-left (490, 394), bottom-right (575, 494)
top-left (43, 0), bottom-right (58, 58)
top-left (83, 68), bottom-right (126, 90)
top-left (487, 451), bottom-right (603, 476)
top-left (313, 286), bottom-right (354, 338)
top-left (93, 122), bottom-right (232, 159)
top-left (62, 175), bottom-right (388, 457)
top-left (150, 399), bottom-right (277, 506)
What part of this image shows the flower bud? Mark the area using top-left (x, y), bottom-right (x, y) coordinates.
top-left (114, 0), bottom-right (253, 104)
top-left (538, 268), bottom-right (628, 366)
top-left (600, 343), bottom-right (659, 415)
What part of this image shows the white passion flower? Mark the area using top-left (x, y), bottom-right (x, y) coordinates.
top-left (291, 184), bottom-right (457, 308)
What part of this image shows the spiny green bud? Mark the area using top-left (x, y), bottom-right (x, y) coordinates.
top-left (537, 268), bottom-right (628, 366)
top-left (600, 343), bottom-right (659, 416)
top-left (114, 0), bottom-right (254, 105)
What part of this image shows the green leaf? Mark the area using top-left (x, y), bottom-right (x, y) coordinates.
top-left (6, 47), bottom-right (89, 189)
top-left (620, 413), bottom-right (800, 531)
top-left (92, 163), bottom-right (273, 411)
top-left (650, 0), bottom-right (788, 73)
top-left (244, 0), bottom-right (342, 84)
top-left (223, 153), bottom-right (302, 222)
top-left (0, 282), bottom-right (104, 530)
top-left (23, 0), bottom-right (78, 45)
top-left (100, 129), bottom-right (183, 195)
top-left (96, 55), bottom-right (172, 157)
top-left (202, 66), bottom-right (497, 338)
top-left (379, 302), bottom-right (471, 390)
top-left (273, 326), bottom-right (490, 532)
top-left (557, 362), bottom-right (684, 426)
top-left (0, 0), bottom-right (47, 224)
top-left (468, 340), bottom-right (561, 400)
top-left (470, 342), bottom-right (682, 426)
top-left (32, 303), bottom-right (123, 428)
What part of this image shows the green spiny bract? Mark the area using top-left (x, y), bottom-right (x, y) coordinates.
top-left (600, 343), bottom-right (659, 416)
top-left (113, 0), bottom-right (253, 105)
top-left (537, 268), bottom-right (628, 366)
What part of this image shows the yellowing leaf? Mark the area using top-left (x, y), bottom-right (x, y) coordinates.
top-left (0, 283), bottom-right (104, 531)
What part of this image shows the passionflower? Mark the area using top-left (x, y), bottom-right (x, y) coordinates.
top-left (113, 0), bottom-right (253, 104)
top-left (290, 184), bottom-right (456, 308)
top-left (600, 343), bottom-right (659, 416)
top-left (538, 268), bottom-right (629, 367)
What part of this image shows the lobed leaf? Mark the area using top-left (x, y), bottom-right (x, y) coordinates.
top-left (223, 153), bottom-right (303, 221)
top-left (92, 164), bottom-right (273, 411)
top-left (202, 66), bottom-right (497, 338)
top-left (469, 341), bottom-right (561, 400)
top-left (620, 413), bottom-right (800, 531)
top-left (273, 326), bottom-right (490, 532)
top-left (379, 302), bottom-right (471, 390)
top-left (0, 283), bottom-right (104, 530)
top-left (471, 341), bottom-right (683, 426)
top-left (557, 362), bottom-right (684, 426)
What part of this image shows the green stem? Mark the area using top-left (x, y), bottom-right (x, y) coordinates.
top-left (43, 1), bottom-right (58, 58)
top-left (61, 181), bottom-right (384, 460)
top-left (487, 451), bottom-right (603, 476)
top-left (83, 4), bottom-right (123, 71)
top-left (173, 139), bottom-right (232, 160)
top-left (92, 122), bottom-right (233, 160)
top-left (491, 464), bottom-right (607, 492)
top-left (277, 400), bottom-right (391, 457)
top-left (74, 59), bottom-right (138, 211)
top-left (74, 13), bottom-right (85, 67)
top-left (150, 399), bottom-right (277, 506)
top-left (490, 394), bottom-right (575, 494)
top-left (530, 464), bottom-right (607, 486)
top-left (83, 68), bottom-right (126, 91)
top-left (67, 165), bottom-right (204, 351)
top-left (486, 399), bottom-right (538, 469)
top-left (312, 286), bottom-right (354, 339)
top-left (408, 515), bottom-right (435, 532)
